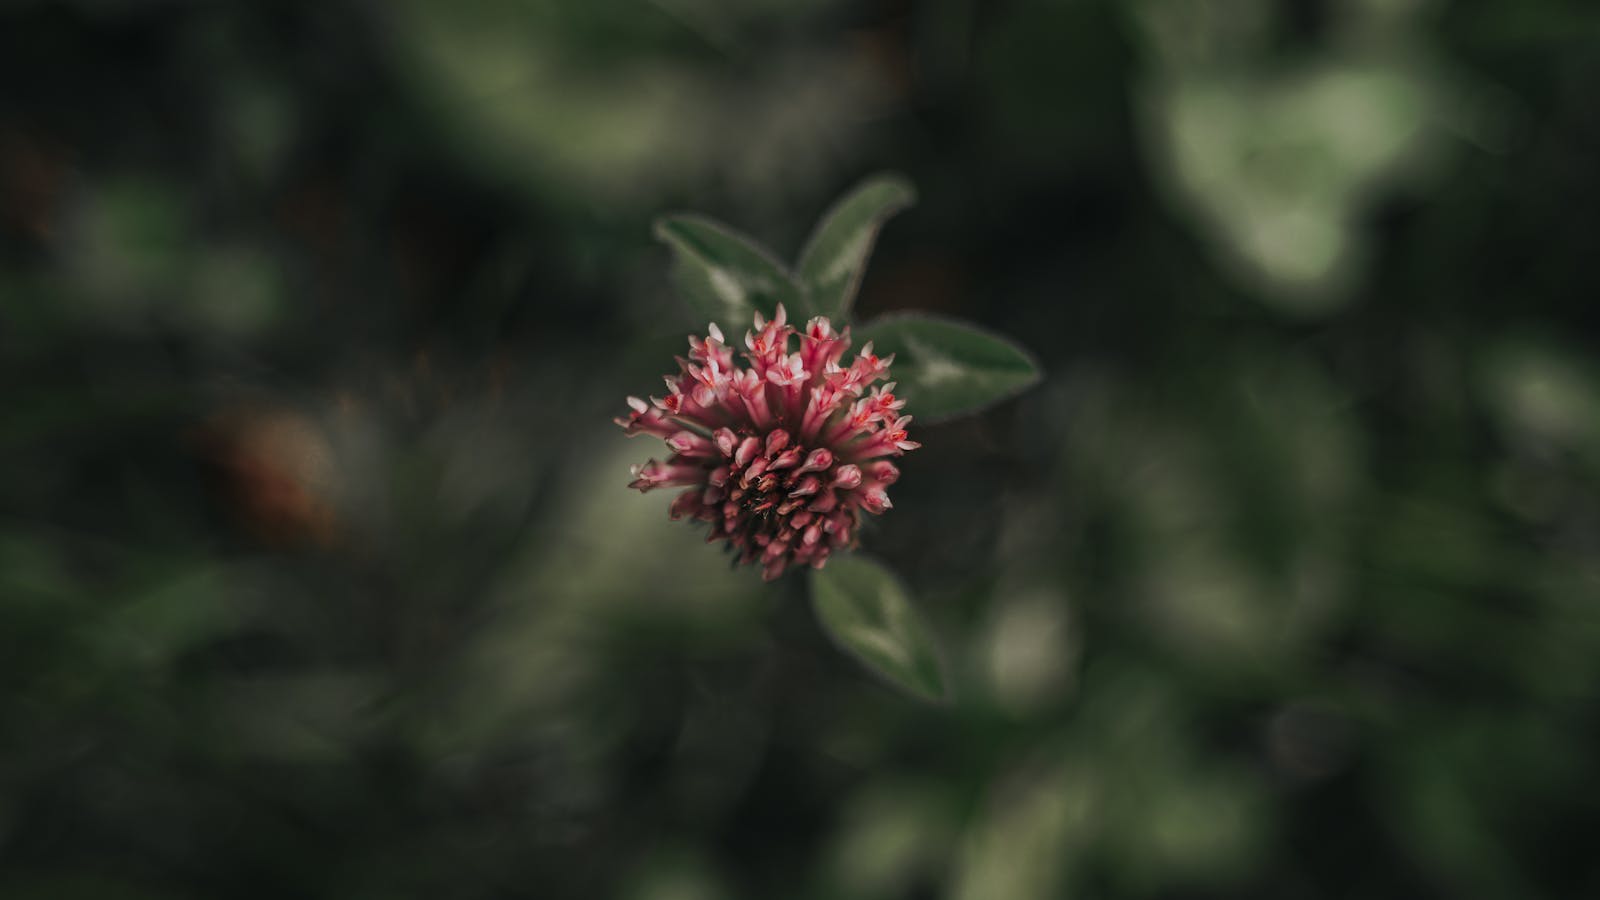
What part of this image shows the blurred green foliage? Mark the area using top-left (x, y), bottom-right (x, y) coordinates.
top-left (4, 0), bottom-right (1600, 898)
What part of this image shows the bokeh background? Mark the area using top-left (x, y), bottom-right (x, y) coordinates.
top-left (5, 0), bottom-right (1600, 897)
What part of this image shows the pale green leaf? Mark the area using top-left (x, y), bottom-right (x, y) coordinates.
top-left (796, 174), bottom-right (917, 320)
top-left (811, 554), bottom-right (947, 703)
top-left (654, 214), bottom-right (804, 325)
top-left (855, 313), bottom-right (1042, 421)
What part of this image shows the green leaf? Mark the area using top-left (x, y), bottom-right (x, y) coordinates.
top-left (796, 174), bottom-right (917, 320)
top-left (811, 554), bottom-right (948, 703)
top-left (654, 214), bottom-right (804, 325)
top-left (855, 313), bottom-right (1042, 421)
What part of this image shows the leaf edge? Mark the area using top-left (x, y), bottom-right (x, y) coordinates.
top-left (854, 310), bottom-right (1045, 424)
top-left (808, 554), bottom-right (951, 705)
top-left (794, 173), bottom-right (919, 321)
top-left (651, 212), bottom-right (807, 322)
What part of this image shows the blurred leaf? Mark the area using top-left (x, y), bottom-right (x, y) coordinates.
top-left (206, 672), bottom-right (383, 763)
top-left (654, 214), bottom-right (804, 325)
top-left (810, 554), bottom-right (947, 703)
top-left (950, 757), bottom-right (1095, 900)
top-left (1137, 60), bottom-right (1441, 312)
top-left (796, 173), bottom-right (917, 320)
top-left (389, 0), bottom-right (887, 209)
top-left (822, 779), bottom-right (956, 899)
top-left (621, 846), bottom-right (731, 900)
top-left (855, 313), bottom-right (1041, 421)
top-left (86, 565), bottom-right (239, 669)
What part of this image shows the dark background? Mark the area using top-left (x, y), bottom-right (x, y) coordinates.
top-left (4, 1), bottom-right (1600, 897)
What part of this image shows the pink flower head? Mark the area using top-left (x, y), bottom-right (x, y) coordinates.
top-left (617, 305), bottom-right (919, 580)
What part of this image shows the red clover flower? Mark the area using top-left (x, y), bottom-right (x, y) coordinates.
top-left (617, 304), bottom-right (919, 580)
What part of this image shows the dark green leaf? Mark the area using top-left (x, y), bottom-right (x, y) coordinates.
top-left (855, 313), bottom-right (1042, 421)
top-left (811, 554), bottom-right (948, 703)
top-left (796, 174), bottom-right (917, 320)
top-left (654, 214), bottom-right (804, 325)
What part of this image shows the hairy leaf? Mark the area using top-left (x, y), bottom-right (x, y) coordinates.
top-left (655, 214), bottom-right (804, 324)
top-left (855, 313), bottom-right (1042, 421)
top-left (796, 174), bottom-right (917, 320)
top-left (811, 554), bottom-right (947, 703)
